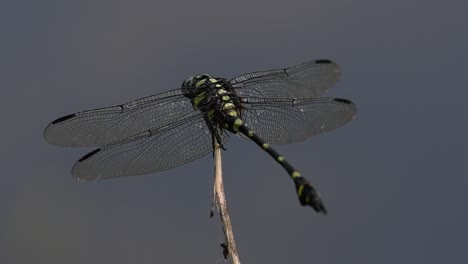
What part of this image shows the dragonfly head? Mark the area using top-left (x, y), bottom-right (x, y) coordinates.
top-left (182, 74), bottom-right (213, 88)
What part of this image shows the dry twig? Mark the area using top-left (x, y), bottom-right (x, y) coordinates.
top-left (211, 142), bottom-right (241, 263)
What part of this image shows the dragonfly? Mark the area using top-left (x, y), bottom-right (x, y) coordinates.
top-left (44, 59), bottom-right (357, 214)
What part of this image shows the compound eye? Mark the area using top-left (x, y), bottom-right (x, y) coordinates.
top-left (182, 76), bottom-right (195, 87)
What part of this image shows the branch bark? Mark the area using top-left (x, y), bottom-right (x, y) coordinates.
top-left (212, 142), bottom-right (241, 264)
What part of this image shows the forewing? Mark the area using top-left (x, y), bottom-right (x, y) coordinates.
top-left (72, 115), bottom-right (229, 180)
top-left (240, 97), bottom-right (357, 144)
top-left (44, 89), bottom-right (195, 147)
top-left (230, 60), bottom-right (341, 99)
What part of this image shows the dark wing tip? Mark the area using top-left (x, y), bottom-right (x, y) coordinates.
top-left (77, 148), bottom-right (101, 162)
top-left (333, 98), bottom-right (353, 104)
top-left (315, 59), bottom-right (333, 64)
top-left (51, 114), bottom-right (76, 124)
top-left (72, 148), bottom-right (102, 181)
top-left (333, 98), bottom-right (358, 116)
top-left (44, 114), bottom-right (77, 145)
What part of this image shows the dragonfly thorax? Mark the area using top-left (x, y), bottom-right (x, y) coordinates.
top-left (182, 75), bottom-right (242, 133)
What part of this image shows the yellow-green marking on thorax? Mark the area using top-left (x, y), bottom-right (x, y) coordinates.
top-left (195, 79), bottom-right (207, 88)
top-left (193, 91), bottom-right (207, 107)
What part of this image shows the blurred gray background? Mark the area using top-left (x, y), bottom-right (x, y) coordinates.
top-left (1, 0), bottom-right (467, 263)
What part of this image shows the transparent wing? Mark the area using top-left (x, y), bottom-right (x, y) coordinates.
top-left (44, 89), bottom-right (196, 147)
top-left (240, 97), bottom-right (357, 144)
top-left (230, 60), bottom-right (341, 99)
top-left (72, 114), bottom-right (229, 180)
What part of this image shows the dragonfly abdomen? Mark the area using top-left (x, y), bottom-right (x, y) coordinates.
top-left (224, 115), bottom-right (327, 214)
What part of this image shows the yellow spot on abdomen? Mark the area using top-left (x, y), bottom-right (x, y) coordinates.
top-left (233, 118), bottom-right (243, 131)
top-left (297, 184), bottom-right (304, 196)
top-left (291, 171), bottom-right (301, 179)
top-left (262, 143), bottom-right (269, 149)
top-left (247, 130), bottom-right (254, 137)
top-left (277, 156), bottom-right (285, 162)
